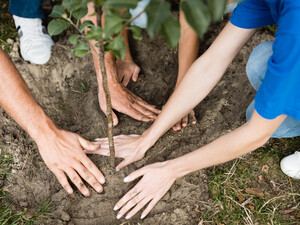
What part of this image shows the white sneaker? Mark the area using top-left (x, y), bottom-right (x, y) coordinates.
top-left (13, 15), bottom-right (54, 64)
top-left (280, 151), bottom-right (300, 179)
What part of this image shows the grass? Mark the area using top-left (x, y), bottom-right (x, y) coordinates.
top-left (0, 1), bottom-right (17, 54)
top-left (201, 138), bottom-right (300, 224)
top-left (0, 147), bottom-right (52, 224)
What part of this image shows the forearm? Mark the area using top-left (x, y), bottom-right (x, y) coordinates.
top-left (176, 8), bottom-right (199, 87)
top-left (0, 49), bottom-right (58, 142)
top-left (168, 112), bottom-right (286, 178)
top-left (82, 3), bottom-right (132, 82)
top-left (141, 22), bottom-right (256, 148)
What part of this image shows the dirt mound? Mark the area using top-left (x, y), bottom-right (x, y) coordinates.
top-left (0, 20), bottom-right (274, 224)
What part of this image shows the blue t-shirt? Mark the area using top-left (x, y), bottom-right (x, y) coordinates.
top-left (230, 0), bottom-right (300, 120)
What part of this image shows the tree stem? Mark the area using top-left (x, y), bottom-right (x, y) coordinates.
top-left (98, 40), bottom-right (115, 167)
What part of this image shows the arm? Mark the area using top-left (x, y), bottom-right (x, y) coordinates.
top-left (82, 3), bottom-right (159, 126)
top-left (0, 49), bottom-right (105, 196)
top-left (171, 4), bottom-right (200, 131)
top-left (114, 110), bottom-right (286, 220)
top-left (93, 22), bottom-right (257, 170)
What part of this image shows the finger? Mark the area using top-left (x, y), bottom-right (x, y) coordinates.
top-left (100, 104), bottom-right (119, 126)
top-left (132, 66), bottom-right (140, 82)
top-left (114, 184), bottom-right (141, 211)
top-left (190, 111), bottom-right (197, 124)
top-left (116, 158), bottom-right (132, 171)
top-left (74, 163), bottom-right (103, 193)
top-left (182, 115), bottom-right (188, 127)
top-left (123, 167), bottom-right (147, 183)
top-left (85, 148), bottom-right (110, 156)
top-left (124, 105), bottom-right (153, 122)
top-left (131, 102), bottom-right (158, 120)
top-left (117, 194), bottom-right (145, 219)
top-left (135, 98), bottom-right (160, 115)
top-left (172, 122), bottom-right (181, 131)
top-left (81, 157), bottom-right (106, 185)
top-left (66, 168), bottom-right (90, 197)
top-left (53, 169), bottom-right (73, 194)
top-left (126, 197), bottom-right (151, 220)
top-left (78, 136), bottom-right (100, 151)
top-left (122, 74), bottom-right (131, 86)
top-left (141, 197), bottom-right (161, 219)
top-left (112, 111), bottom-right (119, 126)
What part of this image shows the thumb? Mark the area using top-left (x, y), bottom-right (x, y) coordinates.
top-left (78, 136), bottom-right (101, 151)
top-left (123, 166), bottom-right (147, 182)
top-left (132, 67), bottom-right (140, 82)
top-left (116, 158), bottom-right (132, 172)
top-left (112, 111), bottom-right (119, 126)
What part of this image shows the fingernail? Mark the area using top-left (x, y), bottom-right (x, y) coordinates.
top-left (116, 214), bottom-right (122, 219)
top-left (67, 188), bottom-right (73, 194)
top-left (99, 177), bottom-right (105, 184)
top-left (95, 138), bottom-right (101, 141)
top-left (125, 214), bottom-right (131, 220)
top-left (113, 205), bottom-right (119, 211)
top-left (84, 190), bottom-right (89, 196)
top-left (123, 176), bottom-right (130, 182)
top-left (97, 186), bottom-right (102, 192)
top-left (116, 168), bottom-right (119, 172)
top-left (141, 214), bottom-right (145, 219)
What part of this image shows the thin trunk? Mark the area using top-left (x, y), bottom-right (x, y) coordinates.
top-left (98, 40), bottom-right (115, 167)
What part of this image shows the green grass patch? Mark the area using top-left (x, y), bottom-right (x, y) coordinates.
top-left (202, 138), bottom-right (300, 224)
top-left (0, 147), bottom-right (52, 224)
top-left (0, 0), bottom-right (17, 54)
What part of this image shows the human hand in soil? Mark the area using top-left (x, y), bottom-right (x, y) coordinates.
top-left (172, 109), bottom-right (197, 131)
top-left (113, 161), bottom-right (177, 220)
top-left (37, 130), bottom-right (105, 197)
top-left (98, 81), bottom-right (160, 126)
top-left (116, 59), bottom-right (140, 86)
top-left (87, 134), bottom-right (150, 171)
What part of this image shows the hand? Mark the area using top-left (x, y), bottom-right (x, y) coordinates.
top-left (113, 161), bottom-right (177, 220)
top-left (36, 129), bottom-right (105, 196)
top-left (98, 81), bottom-right (160, 126)
top-left (116, 59), bottom-right (140, 86)
top-left (172, 110), bottom-right (196, 131)
top-left (87, 134), bottom-right (150, 171)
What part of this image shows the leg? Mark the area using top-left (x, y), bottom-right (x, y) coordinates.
top-left (246, 41), bottom-right (300, 138)
top-left (9, 0), bottom-right (44, 18)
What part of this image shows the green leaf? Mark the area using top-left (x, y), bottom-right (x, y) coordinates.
top-left (104, 12), bottom-right (124, 37)
top-left (145, 0), bottom-right (171, 38)
top-left (49, 5), bottom-right (64, 18)
top-left (105, 34), bottom-right (126, 59)
top-left (73, 49), bottom-right (89, 57)
top-left (47, 19), bottom-right (68, 36)
top-left (159, 15), bottom-right (180, 49)
top-left (181, 0), bottom-right (211, 38)
top-left (208, 0), bottom-right (227, 22)
top-left (130, 25), bottom-right (142, 41)
top-left (79, 20), bottom-right (94, 32)
top-left (71, 40), bottom-right (90, 57)
top-left (69, 34), bottom-right (80, 45)
top-left (85, 25), bottom-right (103, 40)
top-left (105, 0), bottom-right (139, 9)
top-left (72, 7), bottom-right (88, 20)
top-left (62, 0), bottom-right (92, 13)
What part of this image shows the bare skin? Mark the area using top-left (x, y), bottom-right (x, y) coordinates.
top-left (93, 22), bottom-right (287, 219)
top-left (82, 3), bottom-right (160, 126)
top-left (0, 48), bottom-right (105, 196)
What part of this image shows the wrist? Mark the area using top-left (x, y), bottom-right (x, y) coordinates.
top-left (165, 158), bottom-right (191, 179)
top-left (29, 112), bottom-right (59, 145)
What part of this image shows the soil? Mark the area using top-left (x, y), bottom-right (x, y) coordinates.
top-left (1, 19), bottom-right (274, 225)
